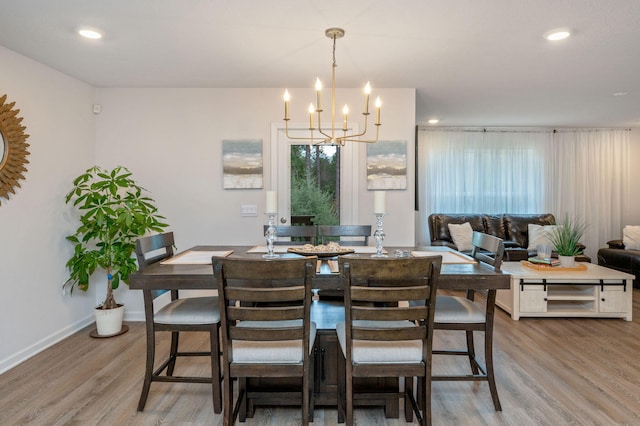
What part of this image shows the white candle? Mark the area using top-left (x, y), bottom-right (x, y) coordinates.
top-left (375, 97), bottom-right (382, 125)
top-left (374, 191), bottom-right (386, 214)
top-left (364, 82), bottom-right (371, 114)
top-left (283, 90), bottom-right (290, 120)
top-left (266, 191), bottom-right (277, 213)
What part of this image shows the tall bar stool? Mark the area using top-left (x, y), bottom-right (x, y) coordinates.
top-left (432, 231), bottom-right (505, 411)
top-left (336, 255), bottom-right (442, 426)
top-left (262, 224), bottom-right (317, 245)
top-left (135, 232), bottom-right (222, 413)
top-left (318, 225), bottom-right (371, 246)
top-left (213, 256), bottom-right (317, 426)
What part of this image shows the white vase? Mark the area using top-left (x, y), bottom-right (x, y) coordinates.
top-left (558, 255), bottom-right (576, 268)
top-left (95, 304), bottom-right (125, 336)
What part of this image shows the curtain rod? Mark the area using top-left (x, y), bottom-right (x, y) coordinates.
top-left (416, 126), bottom-right (632, 133)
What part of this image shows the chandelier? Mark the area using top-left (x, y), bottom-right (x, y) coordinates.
top-left (282, 28), bottom-right (381, 146)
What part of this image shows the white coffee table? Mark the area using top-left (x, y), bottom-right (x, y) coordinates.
top-left (496, 261), bottom-right (634, 321)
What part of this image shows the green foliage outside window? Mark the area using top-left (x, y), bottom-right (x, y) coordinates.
top-left (290, 145), bottom-right (339, 225)
top-left (291, 177), bottom-right (338, 225)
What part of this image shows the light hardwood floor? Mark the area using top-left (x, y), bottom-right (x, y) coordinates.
top-left (2, 290), bottom-right (640, 425)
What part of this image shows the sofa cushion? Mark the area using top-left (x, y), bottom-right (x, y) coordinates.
top-left (527, 224), bottom-right (558, 250)
top-left (429, 214), bottom-right (485, 244)
top-left (484, 215), bottom-right (507, 240)
top-left (448, 222), bottom-right (474, 251)
top-left (598, 247), bottom-right (640, 288)
top-left (503, 214), bottom-right (556, 248)
top-left (622, 225), bottom-right (640, 250)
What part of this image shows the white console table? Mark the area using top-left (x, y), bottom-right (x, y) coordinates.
top-left (496, 262), bottom-right (634, 321)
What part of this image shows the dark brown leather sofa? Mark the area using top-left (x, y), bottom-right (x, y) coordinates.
top-left (597, 240), bottom-right (640, 288)
top-left (428, 213), bottom-right (591, 262)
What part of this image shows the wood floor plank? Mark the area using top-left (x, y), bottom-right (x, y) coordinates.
top-left (1, 290), bottom-right (639, 425)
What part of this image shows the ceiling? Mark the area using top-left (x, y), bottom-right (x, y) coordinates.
top-left (1, 0), bottom-right (639, 127)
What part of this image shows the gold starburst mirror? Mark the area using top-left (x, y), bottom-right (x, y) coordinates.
top-left (0, 94), bottom-right (30, 206)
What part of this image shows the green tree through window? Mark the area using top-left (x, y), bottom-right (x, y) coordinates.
top-left (290, 145), bottom-right (340, 226)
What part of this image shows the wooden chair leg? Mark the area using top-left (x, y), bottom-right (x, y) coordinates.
top-left (308, 344), bottom-right (315, 423)
top-left (465, 330), bottom-right (479, 375)
top-left (222, 364), bottom-right (233, 426)
top-left (485, 324), bottom-right (502, 411)
top-left (167, 331), bottom-right (179, 375)
top-left (239, 377), bottom-right (248, 421)
top-left (423, 374), bottom-right (432, 426)
top-left (404, 376), bottom-right (413, 422)
top-left (346, 362), bottom-right (354, 426)
top-left (137, 328), bottom-right (156, 411)
top-left (210, 325), bottom-right (222, 414)
top-left (337, 349), bottom-right (346, 423)
top-left (302, 363), bottom-right (310, 426)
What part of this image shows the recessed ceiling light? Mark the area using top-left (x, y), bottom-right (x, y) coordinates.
top-left (78, 28), bottom-right (103, 40)
top-left (544, 30), bottom-right (571, 41)
top-left (613, 92), bottom-right (629, 97)
top-left (428, 119), bottom-right (439, 124)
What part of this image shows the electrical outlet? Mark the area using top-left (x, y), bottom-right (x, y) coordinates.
top-left (241, 204), bottom-right (258, 217)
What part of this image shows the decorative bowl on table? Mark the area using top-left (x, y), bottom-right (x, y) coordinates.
top-left (287, 242), bottom-right (355, 258)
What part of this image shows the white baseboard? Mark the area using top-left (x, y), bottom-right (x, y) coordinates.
top-left (0, 314), bottom-right (94, 374)
top-left (0, 310), bottom-right (146, 374)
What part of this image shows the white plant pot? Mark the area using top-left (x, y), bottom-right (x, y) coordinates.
top-left (558, 255), bottom-right (576, 268)
top-left (95, 304), bottom-right (125, 336)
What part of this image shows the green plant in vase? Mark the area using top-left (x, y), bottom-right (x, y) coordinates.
top-left (549, 215), bottom-right (587, 266)
top-left (64, 166), bottom-right (168, 334)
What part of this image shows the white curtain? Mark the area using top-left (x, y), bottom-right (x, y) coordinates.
top-left (416, 127), bottom-right (630, 260)
top-left (549, 129), bottom-right (629, 260)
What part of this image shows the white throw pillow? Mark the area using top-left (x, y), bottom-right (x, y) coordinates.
top-left (527, 224), bottom-right (558, 250)
top-left (448, 222), bottom-right (473, 251)
top-left (622, 225), bottom-right (640, 250)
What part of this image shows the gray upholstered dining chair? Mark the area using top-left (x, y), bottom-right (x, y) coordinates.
top-left (135, 232), bottom-right (222, 413)
top-left (336, 255), bottom-right (442, 426)
top-left (431, 231), bottom-right (504, 411)
top-left (213, 256), bottom-right (317, 426)
top-left (318, 225), bottom-right (372, 246)
top-left (263, 224), bottom-right (317, 245)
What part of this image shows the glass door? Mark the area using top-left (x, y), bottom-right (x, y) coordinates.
top-left (271, 123), bottom-right (360, 226)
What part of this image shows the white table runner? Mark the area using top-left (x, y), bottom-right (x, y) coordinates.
top-left (160, 250), bottom-right (233, 264)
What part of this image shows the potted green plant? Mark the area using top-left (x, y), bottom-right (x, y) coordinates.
top-left (549, 215), bottom-right (587, 267)
top-left (64, 166), bottom-right (168, 336)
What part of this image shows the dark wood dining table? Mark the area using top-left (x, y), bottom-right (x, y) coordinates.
top-left (129, 244), bottom-right (510, 292)
top-left (129, 244), bottom-right (510, 415)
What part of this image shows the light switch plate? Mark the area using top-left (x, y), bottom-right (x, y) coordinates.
top-left (241, 204), bottom-right (258, 217)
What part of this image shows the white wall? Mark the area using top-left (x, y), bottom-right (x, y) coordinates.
top-left (93, 87), bottom-right (417, 317)
top-left (0, 46), bottom-right (96, 373)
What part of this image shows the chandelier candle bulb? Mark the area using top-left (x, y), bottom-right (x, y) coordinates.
top-left (283, 90), bottom-right (290, 120)
top-left (342, 105), bottom-right (348, 130)
top-left (364, 82), bottom-right (371, 114)
top-left (315, 78), bottom-right (322, 112)
top-left (375, 97), bottom-right (382, 125)
top-left (374, 191), bottom-right (386, 214)
top-left (308, 103), bottom-right (315, 129)
top-left (266, 191), bottom-right (277, 213)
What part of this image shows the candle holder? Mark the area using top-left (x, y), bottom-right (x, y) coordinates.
top-left (372, 213), bottom-right (388, 258)
top-left (263, 213), bottom-right (280, 259)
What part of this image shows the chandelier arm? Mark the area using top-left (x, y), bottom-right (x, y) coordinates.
top-left (317, 128), bottom-right (334, 140)
top-left (340, 125), bottom-right (380, 144)
top-left (284, 123), bottom-right (320, 141)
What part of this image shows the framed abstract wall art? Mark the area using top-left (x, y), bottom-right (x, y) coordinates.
top-left (222, 139), bottom-right (263, 189)
top-left (366, 140), bottom-right (407, 190)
